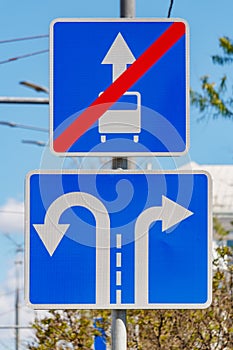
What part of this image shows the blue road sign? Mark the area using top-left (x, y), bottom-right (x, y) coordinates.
top-left (50, 19), bottom-right (189, 156)
top-left (94, 319), bottom-right (107, 350)
top-left (25, 170), bottom-right (211, 309)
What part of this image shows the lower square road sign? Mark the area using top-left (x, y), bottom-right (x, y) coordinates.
top-left (25, 170), bottom-right (212, 309)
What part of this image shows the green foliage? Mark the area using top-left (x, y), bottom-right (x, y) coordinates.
top-left (190, 75), bottom-right (233, 118)
top-left (28, 310), bottom-right (110, 350)
top-left (213, 217), bottom-right (229, 238)
top-left (191, 36), bottom-right (233, 118)
top-left (212, 37), bottom-right (233, 65)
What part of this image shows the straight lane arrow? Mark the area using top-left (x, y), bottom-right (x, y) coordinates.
top-left (101, 32), bottom-right (135, 81)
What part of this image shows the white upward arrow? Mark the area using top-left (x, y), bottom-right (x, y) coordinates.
top-left (102, 32), bottom-right (136, 81)
top-left (134, 196), bottom-right (194, 306)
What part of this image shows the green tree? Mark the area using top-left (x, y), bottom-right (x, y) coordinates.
top-left (191, 37), bottom-right (233, 118)
top-left (28, 310), bottom-right (110, 349)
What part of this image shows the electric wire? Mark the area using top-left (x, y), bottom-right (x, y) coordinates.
top-left (0, 121), bottom-right (48, 133)
top-left (0, 308), bottom-right (15, 317)
top-left (167, 0), bottom-right (175, 18)
top-left (0, 49), bottom-right (48, 65)
top-left (0, 210), bottom-right (24, 215)
top-left (0, 339), bottom-right (12, 350)
top-left (0, 288), bottom-right (23, 298)
top-left (0, 34), bottom-right (48, 44)
top-left (4, 233), bottom-right (22, 244)
top-left (22, 140), bottom-right (46, 146)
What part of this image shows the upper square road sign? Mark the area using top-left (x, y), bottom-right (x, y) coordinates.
top-left (50, 19), bottom-right (189, 156)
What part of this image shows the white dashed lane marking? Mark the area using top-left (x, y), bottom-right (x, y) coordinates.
top-left (116, 234), bottom-right (122, 304)
top-left (116, 252), bottom-right (121, 267)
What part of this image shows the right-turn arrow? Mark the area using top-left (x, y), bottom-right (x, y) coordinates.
top-left (134, 195), bottom-right (194, 306)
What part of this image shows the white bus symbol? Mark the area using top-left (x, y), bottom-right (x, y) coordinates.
top-left (98, 91), bottom-right (141, 143)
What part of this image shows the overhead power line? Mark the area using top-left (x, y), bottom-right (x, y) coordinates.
top-left (0, 210), bottom-right (24, 215)
top-left (22, 140), bottom-right (46, 147)
top-left (0, 34), bottom-right (48, 44)
top-left (0, 339), bottom-right (12, 350)
top-left (0, 121), bottom-right (48, 133)
top-left (0, 325), bottom-right (32, 329)
top-left (0, 49), bottom-right (48, 65)
top-left (20, 81), bottom-right (49, 94)
top-left (167, 0), bottom-right (175, 18)
top-left (0, 288), bottom-right (24, 298)
top-left (0, 308), bottom-right (15, 317)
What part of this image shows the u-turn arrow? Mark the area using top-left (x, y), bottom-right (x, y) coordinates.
top-left (33, 191), bottom-right (111, 306)
top-left (33, 192), bottom-right (110, 256)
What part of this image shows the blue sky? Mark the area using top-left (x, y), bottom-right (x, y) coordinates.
top-left (0, 0), bottom-right (232, 205)
top-left (0, 0), bottom-right (233, 348)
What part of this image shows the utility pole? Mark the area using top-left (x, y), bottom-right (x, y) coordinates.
top-left (0, 92), bottom-right (47, 350)
top-left (111, 0), bottom-right (135, 172)
top-left (111, 2), bottom-right (135, 350)
top-left (15, 284), bottom-right (19, 350)
top-left (15, 246), bottom-right (23, 350)
top-left (3, 235), bottom-right (23, 350)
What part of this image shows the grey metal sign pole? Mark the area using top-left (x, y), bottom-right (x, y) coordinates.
top-left (120, 0), bottom-right (135, 18)
top-left (111, 3), bottom-right (135, 350)
top-left (111, 310), bottom-right (127, 350)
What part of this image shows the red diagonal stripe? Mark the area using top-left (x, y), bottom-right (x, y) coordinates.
top-left (54, 22), bottom-right (185, 152)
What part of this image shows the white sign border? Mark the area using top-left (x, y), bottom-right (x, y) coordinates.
top-left (25, 169), bottom-right (212, 310)
top-left (50, 18), bottom-right (190, 157)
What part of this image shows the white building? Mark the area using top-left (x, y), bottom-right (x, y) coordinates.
top-left (180, 161), bottom-right (233, 245)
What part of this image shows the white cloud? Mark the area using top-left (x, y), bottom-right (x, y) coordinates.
top-left (0, 198), bottom-right (24, 234)
top-left (0, 262), bottom-right (47, 350)
top-left (0, 198), bottom-right (50, 348)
